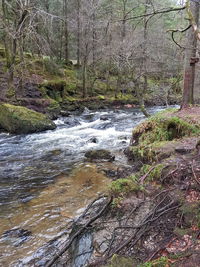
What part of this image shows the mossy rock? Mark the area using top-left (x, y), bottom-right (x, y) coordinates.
top-left (129, 110), bottom-right (200, 163)
top-left (42, 79), bottom-right (66, 91)
top-left (129, 140), bottom-right (177, 163)
top-left (41, 79), bottom-right (67, 101)
top-left (47, 100), bottom-right (61, 119)
top-left (132, 111), bottom-right (200, 146)
top-left (0, 103), bottom-right (56, 134)
top-left (85, 149), bottom-right (115, 162)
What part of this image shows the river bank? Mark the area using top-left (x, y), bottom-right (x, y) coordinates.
top-left (37, 107), bottom-right (200, 267)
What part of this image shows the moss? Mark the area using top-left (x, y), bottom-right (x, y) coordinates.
top-left (6, 87), bottom-right (16, 99)
top-left (47, 99), bottom-right (61, 119)
top-left (64, 69), bottom-right (76, 79)
top-left (133, 116), bottom-right (199, 146)
top-left (63, 96), bottom-right (77, 102)
top-left (129, 140), bottom-right (175, 163)
top-left (41, 79), bottom-right (66, 101)
top-left (42, 79), bottom-right (66, 91)
top-left (130, 110), bottom-right (200, 162)
top-left (0, 47), bottom-right (5, 58)
top-left (0, 103), bottom-right (56, 134)
top-left (30, 58), bottom-right (64, 77)
top-left (24, 52), bottom-right (33, 59)
top-left (137, 256), bottom-right (168, 267)
top-left (98, 95), bottom-right (105, 100)
top-left (105, 254), bottom-right (136, 267)
top-left (139, 163), bottom-right (165, 182)
top-left (109, 178), bottom-right (142, 196)
top-left (38, 86), bottom-right (48, 98)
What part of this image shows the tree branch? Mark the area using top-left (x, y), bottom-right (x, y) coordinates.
top-left (122, 6), bottom-right (186, 22)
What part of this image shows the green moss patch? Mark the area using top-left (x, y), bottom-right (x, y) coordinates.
top-left (138, 256), bottom-right (168, 267)
top-left (110, 178), bottom-right (139, 196)
top-left (105, 254), bottom-right (136, 267)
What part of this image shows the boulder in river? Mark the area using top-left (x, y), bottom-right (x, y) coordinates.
top-left (0, 103), bottom-right (56, 134)
top-left (85, 149), bottom-right (115, 161)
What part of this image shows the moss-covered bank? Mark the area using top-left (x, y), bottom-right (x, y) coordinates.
top-left (128, 108), bottom-right (200, 163)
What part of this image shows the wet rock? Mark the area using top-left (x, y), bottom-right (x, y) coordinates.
top-left (100, 114), bottom-right (114, 121)
top-left (0, 103), bottom-right (56, 134)
top-left (60, 110), bottom-right (70, 117)
top-left (63, 116), bottom-right (80, 128)
top-left (1, 228), bottom-right (32, 246)
top-left (92, 122), bottom-right (112, 130)
top-left (118, 136), bottom-right (128, 140)
top-left (88, 137), bottom-right (98, 143)
top-left (85, 149), bottom-right (115, 162)
top-left (82, 113), bottom-right (96, 122)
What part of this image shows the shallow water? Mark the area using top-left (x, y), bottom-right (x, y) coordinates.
top-left (0, 106), bottom-right (169, 265)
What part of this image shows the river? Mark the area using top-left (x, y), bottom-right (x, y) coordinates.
top-left (0, 106), bottom-right (168, 266)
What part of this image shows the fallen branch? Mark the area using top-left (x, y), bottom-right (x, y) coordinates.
top-left (46, 196), bottom-right (113, 267)
top-left (139, 166), bottom-right (156, 184)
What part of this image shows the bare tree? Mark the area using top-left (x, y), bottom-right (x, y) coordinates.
top-left (181, 0), bottom-right (200, 108)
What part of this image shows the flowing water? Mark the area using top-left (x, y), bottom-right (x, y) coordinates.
top-left (0, 106), bottom-right (168, 266)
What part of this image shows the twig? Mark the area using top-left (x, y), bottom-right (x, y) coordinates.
top-left (139, 166), bottom-right (156, 184)
top-left (168, 24), bottom-right (192, 48)
top-left (46, 196), bottom-right (113, 267)
top-left (147, 235), bottom-right (174, 261)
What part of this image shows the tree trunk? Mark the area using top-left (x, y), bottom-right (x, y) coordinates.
top-left (92, 0), bottom-right (96, 68)
top-left (82, 57), bottom-right (87, 98)
top-left (63, 0), bottom-right (69, 63)
top-left (77, 0), bottom-right (81, 67)
top-left (181, 0), bottom-right (200, 108)
top-left (139, 0), bottom-right (150, 117)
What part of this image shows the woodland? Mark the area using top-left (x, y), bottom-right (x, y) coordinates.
top-left (0, 1), bottom-right (200, 267)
